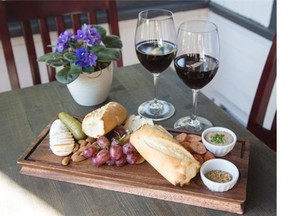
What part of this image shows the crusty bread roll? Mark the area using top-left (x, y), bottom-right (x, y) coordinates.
top-left (130, 124), bottom-right (201, 186)
top-left (82, 102), bottom-right (127, 138)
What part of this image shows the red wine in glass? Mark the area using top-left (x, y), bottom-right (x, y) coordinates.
top-left (136, 40), bottom-right (176, 73)
top-left (174, 53), bottom-right (219, 89)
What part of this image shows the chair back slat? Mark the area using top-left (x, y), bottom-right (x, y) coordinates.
top-left (72, 14), bottom-right (82, 34)
top-left (0, 3), bottom-right (20, 89)
top-left (38, 18), bottom-right (53, 53)
top-left (106, 0), bottom-right (120, 37)
top-left (250, 36), bottom-right (276, 125)
top-left (247, 35), bottom-right (277, 151)
top-left (55, 16), bottom-right (66, 35)
top-left (0, 0), bottom-right (122, 89)
top-left (106, 0), bottom-right (122, 66)
top-left (88, 11), bottom-right (97, 24)
top-left (38, 18), bottom-right (56, 82)
top-left (21, 20), bottom-right (41, 85)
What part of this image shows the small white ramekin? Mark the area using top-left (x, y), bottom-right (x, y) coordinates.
top-left (201, 127), bottom-right (237, 157)
top-left (200, 158), bottom-right (239, 192)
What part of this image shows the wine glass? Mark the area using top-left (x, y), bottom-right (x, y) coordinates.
top-left (135, 9), bottom-right (176, 121)
top-left (174, 20), bottom-right (220, 132)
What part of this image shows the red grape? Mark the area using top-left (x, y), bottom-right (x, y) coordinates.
top-left (97, 136), bottom-right (110, 149)
top-left (106, 159), bottom-right (115, 166)
top-left (115, 155), bottom-right (126, 167)
top-left (111, 137), bottom-right (120, 146)
top-left (122, 142), bottom-right (136, 155)
top-left (92, 149), bottom-right (110, 167)
top-left (126, 153), bottom-right (138, 164)
top-left (88, 128), bottom-right (140, 168)
top-left (110, 145), bottom-right (123, 161)
top-left (114, 125), bottom-right (127, 137)
top-left (82, 146), bottom-right (97, 158)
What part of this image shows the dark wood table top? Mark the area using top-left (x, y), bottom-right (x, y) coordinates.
top-left (0, 64), bottom-right (276, 215)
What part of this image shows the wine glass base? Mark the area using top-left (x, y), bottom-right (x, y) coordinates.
top-left (174, 116), bottom-right (213, 132)
top-left (138, 100), bottom-right (175, 121)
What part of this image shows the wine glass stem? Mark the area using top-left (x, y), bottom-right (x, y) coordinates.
top-left (191, 89), bottom-right (199, 121)
top-left (153, 73), bottom-right (160, 103)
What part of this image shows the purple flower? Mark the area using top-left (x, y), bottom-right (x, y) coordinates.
top-left (58, 30), bottom-right (72, 43)
top-left (76, 24), bottom-right (101, 46)
top-left (85, 36), bottom-right (96, 47)
top-left (51, 24), bottom-right (105, 67)
top-left (75, 47), bottom-right (87, 59)
top-left (63, 30), bottom-right (73, 38)
top-left (55, 30), bottom-right (73, 52)
top-left (89, 27), bottom-right (101, 44)
top-left (86, 51), bottom-right (97, 65)
top-left (76, 29), bottom-right (86, 40)
top-left (75, 47), bottom-right (97, 68)
top-left (55, 43), bottom-right (65, 52)
top-left (81, 24), bottom-right (90, 32)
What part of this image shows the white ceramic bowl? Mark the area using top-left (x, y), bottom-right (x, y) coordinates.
top-left (200, 158), bottom-right (239, 192)
top-left (201, 127), bottom-right (237, 157)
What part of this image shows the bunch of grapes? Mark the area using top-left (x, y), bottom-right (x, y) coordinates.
top-left (82, 126), bottom-right (139, 167)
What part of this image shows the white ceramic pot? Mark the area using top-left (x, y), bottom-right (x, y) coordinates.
top-left (67, 64), bottom-right (113, 106)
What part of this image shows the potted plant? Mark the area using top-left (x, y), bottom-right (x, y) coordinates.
top-left (37, 24), bottom-right (122, 106)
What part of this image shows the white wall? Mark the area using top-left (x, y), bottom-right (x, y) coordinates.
top-left (211, 0), bottom-right (274, 27)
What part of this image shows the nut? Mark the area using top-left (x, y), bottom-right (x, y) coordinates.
top-left (79, 145), bottom-right (87, 152)
top-left (71, 151), bottom-right (86, 162)
top-left (78, 139), bottom-right (87, 146)
top-left (135, 153), bottom-right (145, 164)
top-left (73, 143), bottom-right (80, 153)
top-left (62, 156), bottom-right (71, 166)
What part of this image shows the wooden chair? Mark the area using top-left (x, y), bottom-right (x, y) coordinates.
top-left (0, 0), bottom-right (123, 90)
top-left (247, 35), bottom-right (276, 151)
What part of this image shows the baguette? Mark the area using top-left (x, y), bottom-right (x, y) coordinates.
top-left (82, 102), bottom-right (127, 138)
top-left (130, 124), bottom-right (201, 186)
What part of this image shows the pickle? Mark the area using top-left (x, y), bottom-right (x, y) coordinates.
top-left (58, 112), bottom-right (87, 140)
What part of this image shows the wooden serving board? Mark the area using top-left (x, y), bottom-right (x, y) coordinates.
top-left (18, 120), bottom-right (250, 214)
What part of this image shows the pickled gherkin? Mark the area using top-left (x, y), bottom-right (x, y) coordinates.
top-left (58, 112), bottom-right (87, 140)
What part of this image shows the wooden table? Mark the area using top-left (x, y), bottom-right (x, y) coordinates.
top-left (0, 64), bottom-right (276, 215)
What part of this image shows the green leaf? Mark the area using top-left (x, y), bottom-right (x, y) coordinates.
top-left (91, 44), bottom-right (105, 53)
top-left (103, 35), bottom-right (123, 48)
top-left (97, 48), bottom-right (121, 61)
top-left (94, 25), bottom-right (107, 39)
top-left (56, 64), bottom-right (82, 84)
top-left (63, 52), bottom-right (77, 63)
top-left (46, 58), bottom-right (65, 67)
top-left (82, 66), bottom-right (96, 73)
top-left (37, 52), bottom-right (60, 62)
